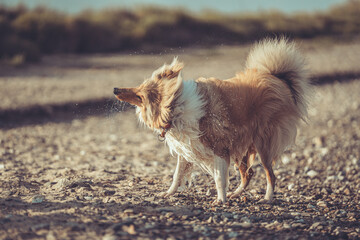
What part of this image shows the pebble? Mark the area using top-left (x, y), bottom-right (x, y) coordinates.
top-left (306, 170), bottom-right (319, 178)
top-left (291, 222), bottom-right (306, 228)
top-left (307, 204), bottom-right (316, 209)
top-left (343, 188), bottom-right (351, 195)
top-left (54, 178), bottom-right (71, 189)
top-left (310, 222), bottom-right (322, 229)
top-left (31, 223), bottom-right (50, 232)
top-left (319, 147), bottom-right (329, 156)
top-left (102, 234), bottom-right (117, 240)
top-left (228, 232), bottom-right (239, 238)
top-left (281, 155), bottom-right (291, 165)
top-left (237, 222), bottom-right (252, 229)
top-left (312, 136), bottom-right (325, 148)
top-left (264, 221), bottom-right (280, 229)
top-left (84, 196), bottom-right (93, 200)
top-left (122, 224), bottom-right (136, 235)
top-left (283, 223), bottom-right (291, 229)
top-left (316, 201), bottom-right (328, 208)
top-left (31, 195), bottom-right (45, 204)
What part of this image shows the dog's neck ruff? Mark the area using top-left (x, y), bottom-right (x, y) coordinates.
top-left (170, 80), bottom-right (206, 133)
top-left (157, 80), bottom-right (205, 142)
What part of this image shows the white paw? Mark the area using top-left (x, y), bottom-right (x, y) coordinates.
top-left (157, 191), bottom-right (175, 198)
top-left (212, 199), bottom-right (226, 205)
top-left (157, 192), bottom-right (169, 198)
top-left (258, 198), bottom-right (273, 204)
top-left (227, 191), bottom-right (241, 199)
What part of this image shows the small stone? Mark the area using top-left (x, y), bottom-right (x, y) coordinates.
top-left (31, 223), bottom-right (50, 232)
top-left (239, 222), bottom-right (252, 228)
top-left (265, 221), bottom-right (280, 229)
top-left (326, 175), bottom-right (338, 182)
top-left (317, 201), bottom-right (327, 208)
top-left (181, 215), bottom-right (189, 220)
top-left (0, 164), bottom-right (4, 169)
top-left (103, 190), bottom-right (116, 196)
top-left (84, 196), bottom-right (93, 201)
top-left (240, 216), bottom-right (251, 223)
top-left (352, 158), bottom-right (359, 166)
top-left (343, 188), bottom-right (351, 195)
top-left (216, 235), bottom-right (225, 240)
top-left (124, 209), bottom-right (134, 215)
top-left (55, 178), bottom-right (71, 190)
top-left (307, 204), bottom-right (316, 209)
top-left (291, 222), bottom-right (306, 228)
top-left (46, 231), bottom-right (56, 240)
top-left (144, 222), bottom-right (155, 229)
top-left (163, 211), bottom-right (173, 218)
top-left (282, 155), bottom-right (291, 165)
top-left (307, 170), bottom-right (319, 178)
top-left (109, 135), bottom-right (118, 142)
top-left (102, 234), bottom-right (117, 240)
top-left (320, 148), bottom-right (329, 156)
top-left (206, 189), bottom-right (211, 196)
top-left (312, 136), bottom-right (325, 148)
top-left (228, 232), bottom-right (238, 238)
top-left (122, 224), bottom-right (136, 235)
top-left (283, 223), bottom-right (291, 229)
top-left (288, 183), bottom-right (295, 190)
top-left (32, 195), bottom-right (44, 204)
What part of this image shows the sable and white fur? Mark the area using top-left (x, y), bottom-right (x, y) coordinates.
top-left (114, 38), bottom-right (310, 203)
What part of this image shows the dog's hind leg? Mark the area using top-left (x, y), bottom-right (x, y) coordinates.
top-left (258, 153), bottom-right (276, 202)
top-left (213, 156), bottom-right (230, 204)
top-left (228, 144), bottom-right (256, 199)
top-left (158, 156), bottom-right (193, 198)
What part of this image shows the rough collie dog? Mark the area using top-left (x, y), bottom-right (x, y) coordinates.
top-left (114, 38), bottom-right (310, 204)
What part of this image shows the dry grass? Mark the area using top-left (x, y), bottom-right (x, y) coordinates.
top-left (1, 1), bottom-right (360, 62)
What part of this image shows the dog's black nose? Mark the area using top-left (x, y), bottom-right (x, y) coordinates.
top-left (113, 88), bottom-right (119, 94)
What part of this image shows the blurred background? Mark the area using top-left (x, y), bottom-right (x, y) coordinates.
top-left (0, 0), bottom-right (359, 64)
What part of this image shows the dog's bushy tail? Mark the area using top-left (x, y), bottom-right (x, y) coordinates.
top-left (246, 38), bottom-right (311, 119)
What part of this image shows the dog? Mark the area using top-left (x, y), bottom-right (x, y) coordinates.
top-left (114, 38), bottom-right (310, 204)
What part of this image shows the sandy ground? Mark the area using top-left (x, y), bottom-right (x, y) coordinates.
top-left (0, 41), bottom-right (360, 239)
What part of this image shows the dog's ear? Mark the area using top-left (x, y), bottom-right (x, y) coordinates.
top-left (153, 57), bottom-right (184, 81)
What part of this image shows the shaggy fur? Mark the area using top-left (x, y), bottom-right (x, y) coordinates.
top-left (114, 38), bottom-right (311, 203)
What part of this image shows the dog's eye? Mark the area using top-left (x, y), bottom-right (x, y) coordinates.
top-left (136, 95), bottom-right (142, 102)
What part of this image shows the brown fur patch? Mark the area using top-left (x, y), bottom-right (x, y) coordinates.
top-left (196, 69), bottom-right (301, 165)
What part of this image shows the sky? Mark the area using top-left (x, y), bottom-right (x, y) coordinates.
top-left (0, 0), bottom-right (347, 14)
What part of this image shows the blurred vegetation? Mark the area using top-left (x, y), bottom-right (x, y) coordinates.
top-left (1, 1), bottom-right (360, 63)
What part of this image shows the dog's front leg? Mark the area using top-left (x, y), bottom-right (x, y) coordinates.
top-left (213, 156), bottom-right (230, 204)
top-left (158, 156), bottom-right (192, 198)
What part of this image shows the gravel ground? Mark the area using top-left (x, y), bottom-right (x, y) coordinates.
top-left (0, 41), bottom-right (360, 239)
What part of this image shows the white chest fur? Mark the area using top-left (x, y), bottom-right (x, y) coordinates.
top-left (164, 80), bottom-right (216, 175)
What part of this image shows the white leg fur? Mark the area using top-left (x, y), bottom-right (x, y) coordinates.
top-left (158, 156), bottom-right (192, 197)
top-left (264, 177), bottom-right (274, 201)
top-left (213, 156), bottom-right (229, 203)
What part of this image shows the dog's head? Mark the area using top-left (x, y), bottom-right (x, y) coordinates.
top-left (114, 58), bottom-right (184, 130)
